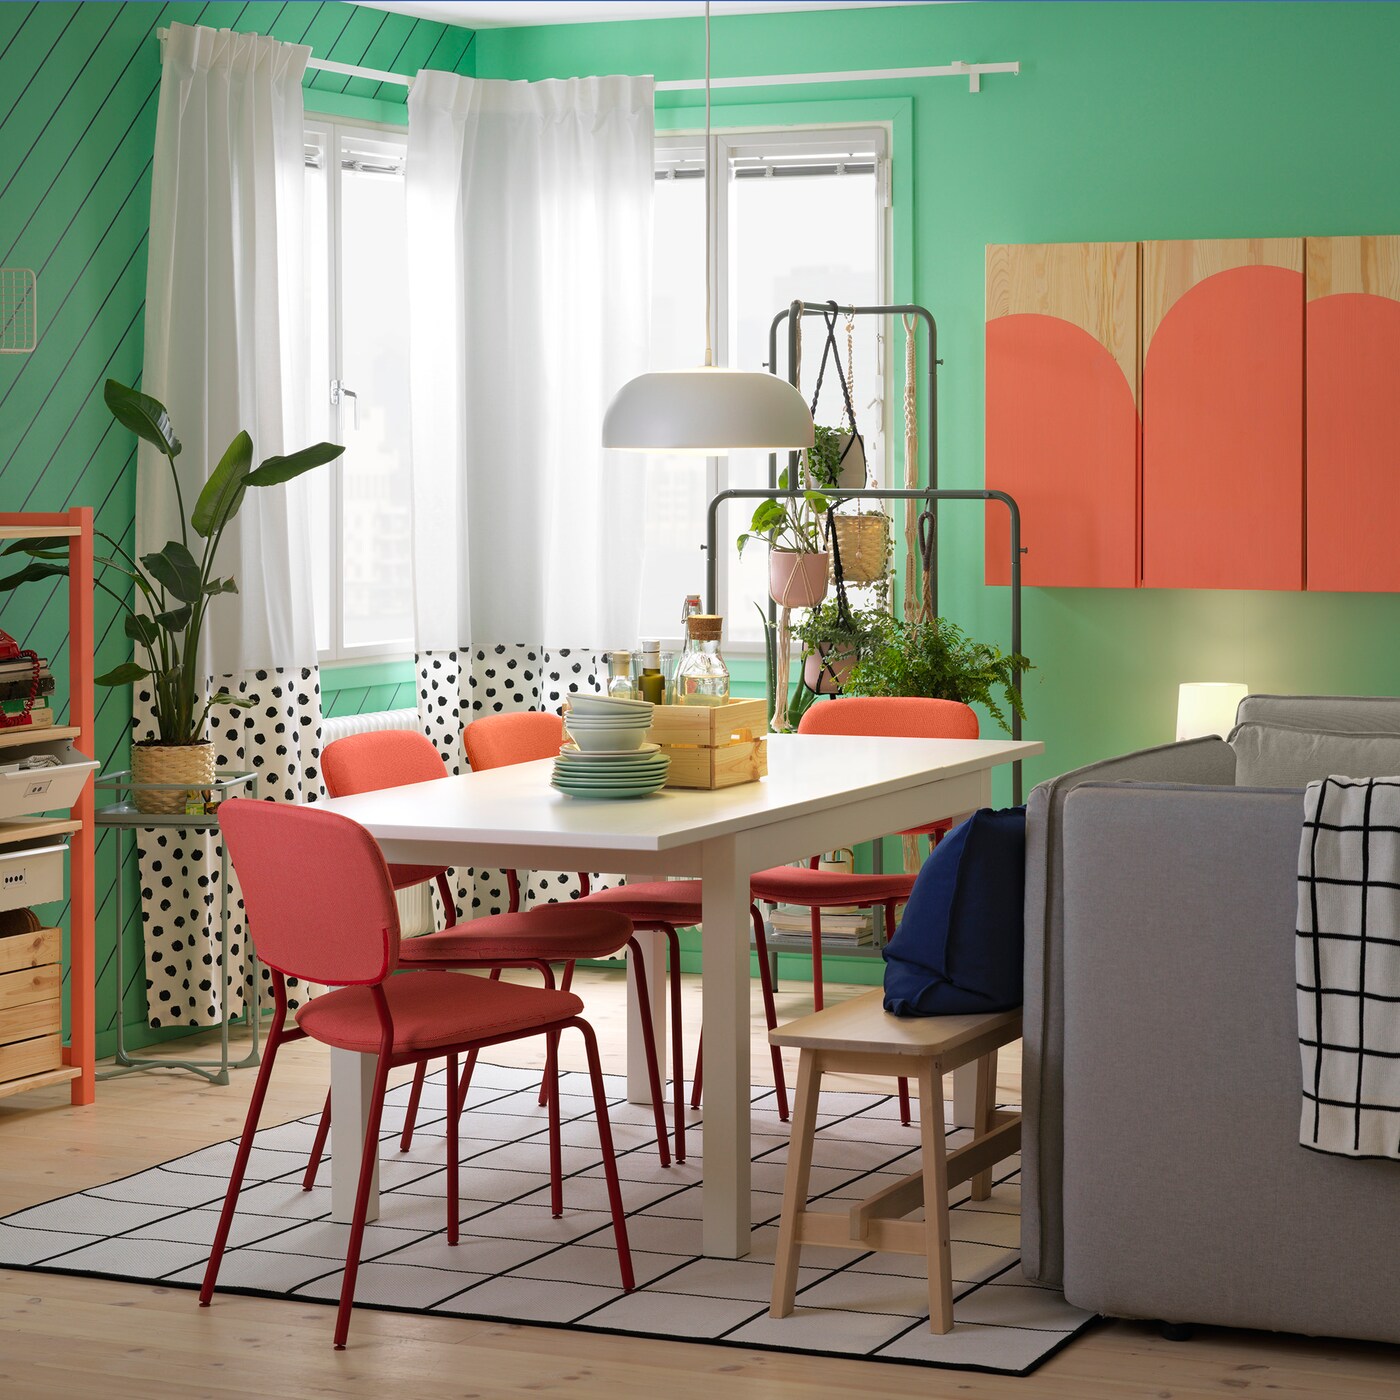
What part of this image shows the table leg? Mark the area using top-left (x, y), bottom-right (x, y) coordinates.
top-left (625, 924), bottom-right (667, 1105)
top-left (699, 836), bottom-right (751, 1258)
top-left (330, 1048), bottom-right (379, 1224)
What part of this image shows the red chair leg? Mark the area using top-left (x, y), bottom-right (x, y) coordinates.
top-left (398, 1059), bottom-right (429, 1154)
top-left (661, 925), bottom-right (686, 1161)
top-left (809, 905), bottom-right (825, 1012)
top-left (456, 967), bottom-right (504, 1117)
top-left (200, 1015), bottom-right (285, 1306)
top-left (536, 960), bottom-right (577, 1107)
top-left (897, 1075), bottom-right (912, 1127)
top-left (751, 906), bottom-right (790, 1121)
top-left (545, 1029), bottom-right (563, 1217)
top-left (333, 1047), bottom-right (393, 1350)
top-left (434, 870), bottom-right (456, 926)
top-left (303, 1087), bottom-right (331, 1192)
top-left (446, 1051), bottom-right (460, 1245)
top-left (690, 1031), bottom-right (703, 1110)
top-left (628, 937), bottom-right (672, 1168)
top-left (574, 1017), bottom-right (634, 1292)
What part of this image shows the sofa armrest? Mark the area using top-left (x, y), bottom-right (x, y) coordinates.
top-left (1059, 782), bottom-right (1400, 1343)
top-left (1021, 738), bottom-right (1236, 1285)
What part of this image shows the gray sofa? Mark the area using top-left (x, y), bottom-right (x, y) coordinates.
top-left (1023, 694), bottom-right (1400, 1344)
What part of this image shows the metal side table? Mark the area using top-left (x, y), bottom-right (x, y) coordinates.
top-left (96, 770), bottom-right (262, 1085)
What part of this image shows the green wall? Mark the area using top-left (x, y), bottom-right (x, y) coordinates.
top-left (478, 0), bottom-right (1400, 797)
top-left (0, 1), bottom-right (473, 1057)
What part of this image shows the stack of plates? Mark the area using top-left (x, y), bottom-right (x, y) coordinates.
top-left (551, 741), bottom-right (670, 800)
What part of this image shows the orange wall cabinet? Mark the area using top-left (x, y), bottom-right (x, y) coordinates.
top-left (984, 242), bottom-right (1139, 588)
top-left (1305, 236), bottom-right (1400, 593)
top-left (1140, 239), bottom-right (1305, 591)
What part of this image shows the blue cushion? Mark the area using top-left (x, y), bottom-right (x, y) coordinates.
top-left (882, 806), bottom-right (1026, 1017)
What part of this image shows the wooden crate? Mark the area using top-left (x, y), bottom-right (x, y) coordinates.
top-left (0, 925), bottom-right (63, 1087)
top-left (647, 697), bottom-right (769, 790)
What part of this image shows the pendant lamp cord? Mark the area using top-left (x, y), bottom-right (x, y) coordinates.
top-left (703, 1), bottom-right (713, 368)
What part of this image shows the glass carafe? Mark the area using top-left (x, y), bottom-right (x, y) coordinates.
top-left (675, 614), bottom-right (730, 706)
top-left (606, 650), bottom-right (635, 700)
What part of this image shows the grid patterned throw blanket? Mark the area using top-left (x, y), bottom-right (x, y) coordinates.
top-left (1297, 777), bottom-right (1400, 1158)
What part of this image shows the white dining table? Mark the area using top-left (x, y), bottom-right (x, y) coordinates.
top-left (318, 730), bottom-right (1041, 1258)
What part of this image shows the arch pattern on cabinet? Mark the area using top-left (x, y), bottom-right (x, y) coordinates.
top-left (984, 242), bottom-right (1139, 588)
top-left (1140, 239), bottom-right (1304, 591)
top-left (1305, 236), bottom-right (1400, 593)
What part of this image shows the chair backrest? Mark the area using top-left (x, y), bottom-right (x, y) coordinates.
top-left (464, 711), bottom-right (565, 771)
top-left (322, 729), bottom-right (448, 798)
top-left (797, 696), bottom-right (980, 740)
top-left (219, 799), bottom-right (400, 987)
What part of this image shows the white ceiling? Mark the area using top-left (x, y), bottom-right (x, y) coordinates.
top-left (360, 2), bottom-right (932, 31)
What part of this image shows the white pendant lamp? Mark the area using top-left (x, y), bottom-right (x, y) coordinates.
top-left (602, 2), bottom-right (813, 454)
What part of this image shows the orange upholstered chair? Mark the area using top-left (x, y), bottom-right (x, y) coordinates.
top-left (321, 730), bottom-right (458, 924)
top-left (205, 800), bottom-right (632, 1350)
top-left (464, 710), bottom-right (786, 1154)
top-left (302, 723), bottom-right (672, 1189)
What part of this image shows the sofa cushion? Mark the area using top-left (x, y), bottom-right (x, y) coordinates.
top-left (1236, 693), bottom-right (1400, 735)
top-left (1230, 721), bottom-right (1400, 788)
top-left (883, 807), bottom-right (1026, 1017)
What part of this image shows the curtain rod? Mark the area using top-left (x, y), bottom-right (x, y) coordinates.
top-left (154, 29), bottom-right (1017, 95)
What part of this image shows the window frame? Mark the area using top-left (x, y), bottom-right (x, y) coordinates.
top-left (304, 115), bottom-right (415, 670)
top-left (652, 122), bottom-right (892, 653)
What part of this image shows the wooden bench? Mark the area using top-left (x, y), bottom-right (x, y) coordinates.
top-left (768, 989), bottom-right (1022, 1333)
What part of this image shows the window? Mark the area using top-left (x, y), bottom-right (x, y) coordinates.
top-left (303, 121), bottom-right (414, 663)
top-left (638, 126), bottom-right (889, 648)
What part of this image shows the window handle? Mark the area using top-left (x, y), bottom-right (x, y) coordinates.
top-left (330, 378), bottom-right (359, 429)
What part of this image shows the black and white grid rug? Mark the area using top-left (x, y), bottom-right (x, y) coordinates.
top-left (0, 1063), bottom-right (1094, 1375)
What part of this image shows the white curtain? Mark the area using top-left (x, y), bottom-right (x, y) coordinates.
top-left (136, 23), bottom-right (325, 1028)
top-left (405, 70), bottom-right (654, 652)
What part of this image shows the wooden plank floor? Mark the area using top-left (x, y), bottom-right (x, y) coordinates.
top-left (1, 966), bottom-right (1397, 1399)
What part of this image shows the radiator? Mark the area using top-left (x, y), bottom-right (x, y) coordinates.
top-left (321, 707), bottom-right (434, 934)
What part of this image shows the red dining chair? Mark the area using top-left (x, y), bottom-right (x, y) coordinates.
top-left (202, 799), bottom-right (633, 1350)
top-left (322, 730), bottom-right (457, 926)
top-left (302, 726), bottom-right (674, 1187)
top-left (694, 697), bottom-right (980, 1126)
top-left (464, 710), bottom-right (790, 1156)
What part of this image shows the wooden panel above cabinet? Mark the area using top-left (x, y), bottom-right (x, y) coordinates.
top-left (1140, 238), bottom-right (1304, 591)
top-left (1305, 235), bottom-right (1400, 593)
top-left (984, 241), bottom-right (1139, 588)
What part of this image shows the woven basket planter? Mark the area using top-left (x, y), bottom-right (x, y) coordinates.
top-left (130, 741), bottom-right (215, 815)
top-left (830, 512), bottom-right (891, 585)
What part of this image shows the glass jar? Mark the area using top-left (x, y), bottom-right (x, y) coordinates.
top-left (636, 639), bottom-right (665, 705)
top-left (675, 613), bottom-right (730, 706)
top-left (606, 650), bottom-right (635, 700)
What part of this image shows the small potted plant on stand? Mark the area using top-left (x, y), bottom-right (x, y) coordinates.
top-left (3, 381), bottom-right (343, 813)
top-left (737, 462), bottom-right (834, 610)
top-left (793, 600), bottom-right (891, 696)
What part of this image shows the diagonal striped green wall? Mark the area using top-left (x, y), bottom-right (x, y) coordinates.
top-left (0, 1), bottom-right (475, 1059)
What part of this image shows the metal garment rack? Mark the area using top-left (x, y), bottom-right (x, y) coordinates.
top-left (704, 298), bottom-right (1026, 804)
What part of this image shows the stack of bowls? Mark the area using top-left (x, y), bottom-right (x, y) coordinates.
top-left (553, 695), bottom-right (669, 799)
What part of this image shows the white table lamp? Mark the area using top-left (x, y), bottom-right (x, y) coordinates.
top-left (1176, 682), bottom-right (1248, 742)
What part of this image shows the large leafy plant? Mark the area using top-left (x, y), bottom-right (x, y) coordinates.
top-left (1, 381), bottom-right (344, 745)
top-left (843, 615), bottom-right (1032, 734)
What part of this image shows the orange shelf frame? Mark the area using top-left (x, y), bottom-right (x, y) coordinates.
top-left (0, 507), bottom-right (96, 1106)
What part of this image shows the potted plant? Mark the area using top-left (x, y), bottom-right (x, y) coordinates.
top-left (792, 600), bottom-right (890, 695)
top-left (843, 615), bottom-right (1032, 733)
top-left (736, 463), bottom-right (833, 610)
top-left (2, 381), bottom-right (344, 813)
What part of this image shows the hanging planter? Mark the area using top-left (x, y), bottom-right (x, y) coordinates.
top-left (803, 641), bottom-right (857, 695)
top-left (769, 549), bottom-right (831, 609)
top-left (830, 512), bottom-right (891, 585)
top-left (834, 430), bottom-right (865, 489)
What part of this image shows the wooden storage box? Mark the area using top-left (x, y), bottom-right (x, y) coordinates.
top-left (0, 924), bottom-right (63, 1085)
top-left (0, 738), bottom-right (98, 820)
top-left (647, 697), bottom-right (768, 790)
